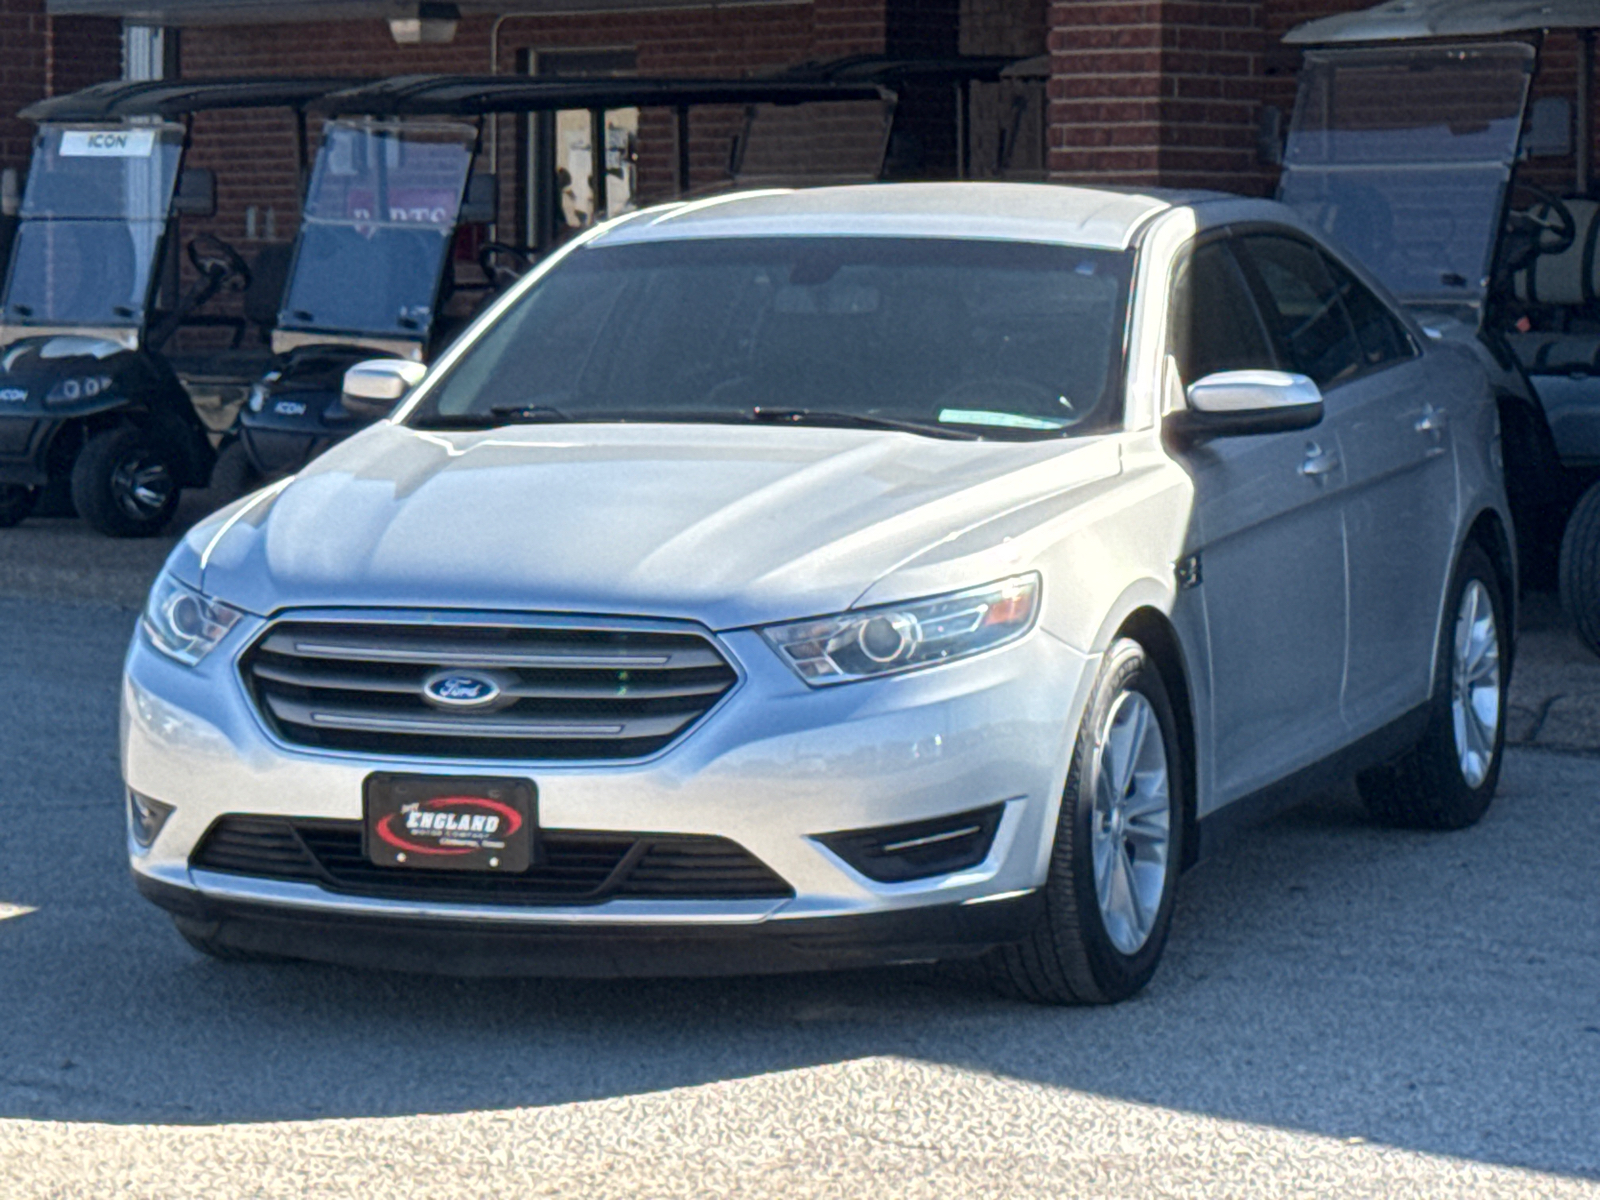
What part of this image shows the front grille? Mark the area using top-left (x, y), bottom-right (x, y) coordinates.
top-left (190, 816), bottom-right (793, 905)
top-left (241, 618), bottom-right (738, 761)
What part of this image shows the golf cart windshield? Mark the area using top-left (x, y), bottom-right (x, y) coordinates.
top-left (278, 119), bottom-right (475, 340)
top-left (1278, 43), bottom-right (1533, 306)
top-left (734, 99), bottom-right (892, 184)
top-left (1, 123), bottom-right (183, 327)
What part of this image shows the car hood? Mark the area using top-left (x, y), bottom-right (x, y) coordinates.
top-left (195, 421), bottom-right (1121, 629)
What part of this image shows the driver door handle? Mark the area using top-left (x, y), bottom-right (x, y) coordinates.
top-left (1415, 403), bottom-right (1447, 434)
top-left (1300, 443), bottom-right (1340, 478)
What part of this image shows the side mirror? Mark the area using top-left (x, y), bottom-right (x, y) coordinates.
top-left (341, 358), bottom-right (428, 418)
top-left (1256, 105), bottom-right (1285, 167)
top-left (173, 168), bottom-right (217, 218)
top-left (459, 172), bottom-right (498, 225)
top-left (1163, 370), bottom-right (1323, 447)
top-left (1524, 97), bottom-right (1573, 159)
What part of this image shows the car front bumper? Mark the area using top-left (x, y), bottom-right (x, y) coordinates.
top-left (122, 611), bottom-right (1096, 975)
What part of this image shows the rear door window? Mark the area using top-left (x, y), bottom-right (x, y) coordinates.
top-left (1321, 253), bottom-right (1417, 370)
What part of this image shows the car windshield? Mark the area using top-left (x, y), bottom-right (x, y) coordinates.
top-left (407, 236), bottom-right (1132, 438)
top-left (277, 119), bottom-right (475, 339)
top-left (1, 123), bottom-right (183, 327)
top-left (1277, 44), bottom-right (1533, 305)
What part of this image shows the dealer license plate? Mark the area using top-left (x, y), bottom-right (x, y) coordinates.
top-left (364, 774), bottom-right (535, 873)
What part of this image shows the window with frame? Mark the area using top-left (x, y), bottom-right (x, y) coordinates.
top-left (1235, 233), bottom-right (1365, 388)
top-left (1320, 252), bottom-right (1417, 370)
top-left (1168, 239), bottom-right (1279, 386)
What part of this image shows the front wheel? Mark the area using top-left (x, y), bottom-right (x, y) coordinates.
top-left (989, 637), bottom-right (1185, 1005)
top-left (0, 484), bottom-right (38, 528)
top-left (1357, 541), bottom-right (1509, 829)
top-left (1559, 480), bottom-right (1600, 659)
top-left (70, 426), bottom-right (180, 538)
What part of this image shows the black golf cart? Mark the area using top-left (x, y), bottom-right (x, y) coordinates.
top-left (222, 56), bottom-right (1023, 492)
top-left (1280, 1), bottom-right (1600, 653)
top-left (0, 77), bottom-right (352, 536)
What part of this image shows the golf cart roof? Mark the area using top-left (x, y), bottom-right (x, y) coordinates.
top-left (1286, 0), bottom-right (1600, 44)
top-left (312, 56), bottom-right (1022, 118)
top-left (19, 77), bottom-right (362, 122)
top-left (315, 75), bottom-right (889, 118)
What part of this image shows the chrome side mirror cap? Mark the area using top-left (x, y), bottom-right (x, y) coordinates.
top-left (341, 359), bottom-right (428, 417)
top-left (1164, 369), bottom-right (1323, 447)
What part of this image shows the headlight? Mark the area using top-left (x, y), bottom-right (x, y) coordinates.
top-left (762, 574), bottom-right (1040, 686)
top-left (247, 382), bottom-right (268, 413)
top-left (141, 573), bottom-right (243, 666)
top-left (44, 374), bottom-right (113, 405)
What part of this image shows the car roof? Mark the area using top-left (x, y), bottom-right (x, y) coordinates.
top-left (19, 77), bottom-right (363, 122)
top-left (592, 183), bottom-right (1279, 252)
top-left (1286, 0), bottom-right (1600, 44)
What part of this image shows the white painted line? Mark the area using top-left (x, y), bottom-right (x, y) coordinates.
top-left (0, 904), bottom-right (36, 922)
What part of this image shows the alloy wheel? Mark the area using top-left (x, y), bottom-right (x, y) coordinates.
top-left (1090, 689), bottom-right (1172, 955)
top-left (1451, 579), bottom-right (1501, 789)
top-left (111, 453), bottom-right (174, 519)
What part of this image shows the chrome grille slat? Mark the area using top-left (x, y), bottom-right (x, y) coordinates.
top-left (243, 617), bottom-right (738, 761)
top-left (259, 631), bottom-right (723, 670)
top-left (250, 660), bottom-right (731, 702)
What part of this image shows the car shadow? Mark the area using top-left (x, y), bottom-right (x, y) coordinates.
top-left (2, 599), bottom-right (1597, 1183)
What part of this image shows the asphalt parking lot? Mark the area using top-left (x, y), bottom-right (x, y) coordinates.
top-left (2, 504), bottom-right (1599, 1198)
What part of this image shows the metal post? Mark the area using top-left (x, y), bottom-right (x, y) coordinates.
top-left (589, 107), bottom-right (607, 223)
top-left (675, 105), bottom-right (691, 196)
top-left (955, 81), bottom-right (969, 179)
top-left (1580, 30), bottom-right (1594, 196)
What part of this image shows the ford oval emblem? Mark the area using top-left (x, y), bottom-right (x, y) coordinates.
top-left (422, 671), bottom-right (502, 709)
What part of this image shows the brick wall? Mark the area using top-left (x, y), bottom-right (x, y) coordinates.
top-left (0, 1), bottom-right (119, 185)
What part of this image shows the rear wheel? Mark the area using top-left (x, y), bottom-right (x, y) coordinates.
top-left (989, 638), bottom-right (1185, 1005)
top-left (0, 484), bottom-right (38, 528)
top-left (1559, 480), bottom-right (1600, 659)
top-left (1357, 541), bottom-right (1508, 829)
top-left (70, 426), bottom-right (180, 538)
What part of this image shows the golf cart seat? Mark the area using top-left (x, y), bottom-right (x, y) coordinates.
top-left (1510, 197), bottom-right (1600, 375)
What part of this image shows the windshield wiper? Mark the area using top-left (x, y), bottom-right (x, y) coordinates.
top-left (750, 407), bottom-right (980, 441)
top-left (411, 405), bottom-right (572, 430)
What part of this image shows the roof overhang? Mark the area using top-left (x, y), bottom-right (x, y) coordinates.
top-left (45, 0), bottom-right (803, 24)
top-left (1286, 0), bottom-right (1600, 45)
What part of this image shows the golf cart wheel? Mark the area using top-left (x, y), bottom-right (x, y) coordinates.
top-left (0, 484), bottom-right (38, 528)
top-left (1357, 542), bottom-right (1508, 830)
top-left (211, 440), bottom-right (264, 499)
top-left (70, 426), bottom-right (181, 538)
top-left (988, 637), bottom-right (1185, 1005)
top-left (1559, 480), bottom-right (1600, 659)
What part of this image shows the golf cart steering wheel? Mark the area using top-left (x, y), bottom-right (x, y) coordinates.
top-left (478, 242), bottom-right (533, 290)
top-left (1504, 183), bottom-right (1578, 273)
top-left (187, 234), bottom-right (251, 291)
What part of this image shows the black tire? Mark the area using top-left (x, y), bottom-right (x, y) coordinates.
top-left (1559, 480), bottom-right (1600, 659)
top-left (1357, 541), bottom-right (1509, 830)
top-left (0, 484), bottom-right (38, 528)
top-left (70, 426), bottom-right (181, 538)
top-left (1500, 400), bottom-right (1564, 592)
top-left (988, 638), bottom-right (1186, 1005)
top-left (211, 439), bottom-right (264, 499)
top-left (175, 921), bottom-right (286, 964)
